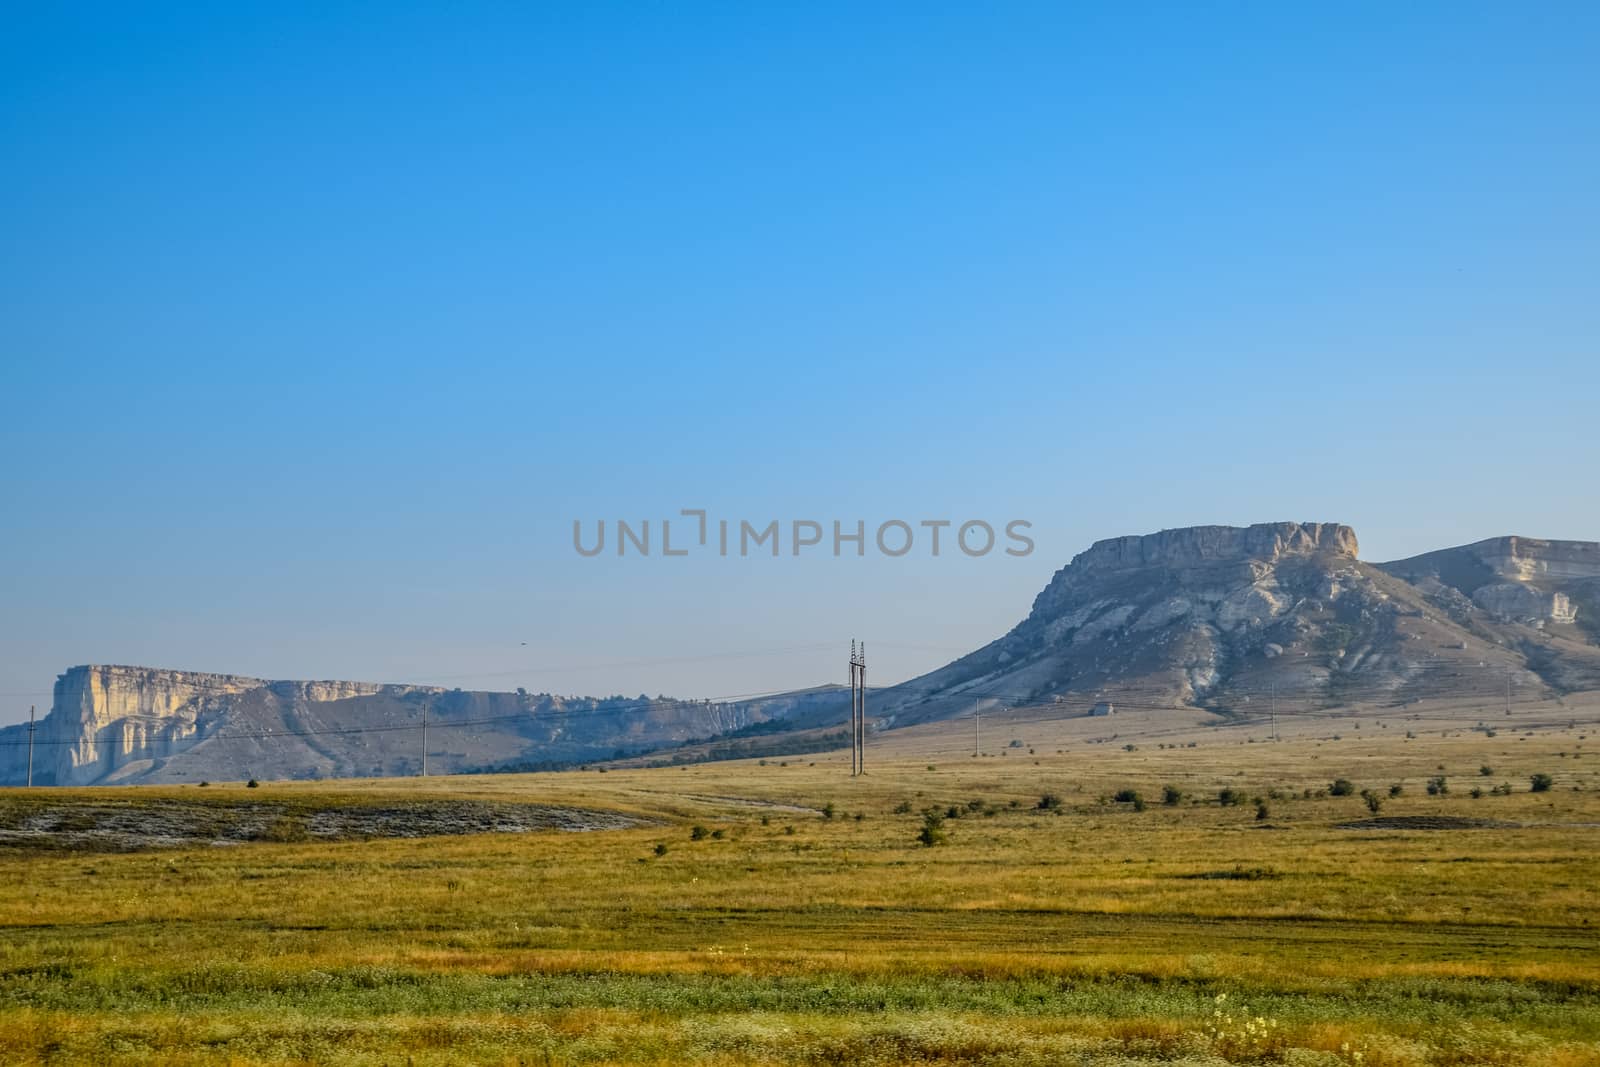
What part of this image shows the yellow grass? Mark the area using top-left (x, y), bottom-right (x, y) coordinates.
top-left (1, 695), bottom-right (1598, 1064)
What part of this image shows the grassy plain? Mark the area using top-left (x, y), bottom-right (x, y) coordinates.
top-left (2, 695), bottom-right (1598, 1065)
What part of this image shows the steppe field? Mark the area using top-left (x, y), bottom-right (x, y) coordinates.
top-left (2, 694), bottom-right (1599, 1066)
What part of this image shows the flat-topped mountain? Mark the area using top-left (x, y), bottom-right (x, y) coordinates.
top-left (0, 665), bottom-right (829, 786)
top-left (1062, 522), bottom-right (1359, 574)
top-left (868, 523), bottom-right (1600, 725)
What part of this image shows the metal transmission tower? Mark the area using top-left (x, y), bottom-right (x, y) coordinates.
top-left (848, 642), bottom-right (866, 775)
top-left (26, 706), bottom-right (36, 788)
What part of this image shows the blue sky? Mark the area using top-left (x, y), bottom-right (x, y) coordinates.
top-left (3, 3), bottom-right (1598, 720)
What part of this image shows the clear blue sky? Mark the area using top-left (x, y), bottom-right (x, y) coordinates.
top-left (3, 3), bottom-right (1597, 720)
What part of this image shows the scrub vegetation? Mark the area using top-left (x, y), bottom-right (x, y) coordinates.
top-left (2, 711), bottom-right (1597, 1065)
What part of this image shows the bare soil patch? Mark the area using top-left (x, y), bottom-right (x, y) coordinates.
top-left (1335, 815), bottom-right (1519, 830)
top-left (0, 796), bottom-right (641, 851)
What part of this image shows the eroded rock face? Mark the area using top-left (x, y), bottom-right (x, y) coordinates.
top-left (1475, 537), bottom-right (1600, 583)
top-left (1067, 522), bottom-right (1359, 575)
top-left (0, 665), bottom-right (771, 786)
top-left (1381, 536), bottom-right (1600, 627)
top-left (874, 522), bottom-right (1393, 720)
top-left (1026, 523), bottom-right (1355, 643)
top-left (1472, 583), bottom-right (1577, 625)
top-left (875, 522), bottom-right (1600, 725)
top-left (50, 666), bottom-right (266, 786)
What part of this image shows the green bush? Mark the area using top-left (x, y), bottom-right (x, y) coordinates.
top-left (916, 811), bottom-right (947, 848)
top-left (1036, 793), bottom-right (1062, 811)
top-left (1330, 779), bottom-right (1355, 796)
top-left (1162, 785), bottom-right (1185, 806)
top-left (1531, 773), bottom-right (1554, 793)
top-left (690, 825), bottom-right (710, 841)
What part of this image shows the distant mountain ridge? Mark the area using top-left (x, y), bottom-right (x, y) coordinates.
top-left (6, 523), bottom-right (1600, 785)
top-left (866, 522), bottom-right (1600, 726)
top-left (1379, 537), bottom-right (1600, 635)
top-left (0, 665), bottom-right (841, 786)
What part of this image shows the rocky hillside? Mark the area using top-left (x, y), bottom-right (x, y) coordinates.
top-left (0, 665), bottom-right (798, 786)
top-left (1378, 537), bottom-right (1600, 690)
top-left (869, 523), bottom-right (1600, 726)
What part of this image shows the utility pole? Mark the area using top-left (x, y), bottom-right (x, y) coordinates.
top-left (974, 710), bottom-right (981, 758)
top-left (847, 642), bottom-right (866, 776)
top-left (848, 642), bottom-right (856, 776)
top-left (26, 706), bottom-right (35, 788)
top-left (857, 644), bottom-right (865, 776)
top-left (1506, 671), bottom-right (1512, 716)
top-left (1270, 684), bottom-right (1278, 742)
top-left (421, 699), bottom-right (429, 778)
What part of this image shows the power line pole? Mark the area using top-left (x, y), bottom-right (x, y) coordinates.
top-left (975, 710), bottom-right (981, 757)
top-left (1271, 684), bottom-right (1278, 742)
top-left (26, 706), bottom-right (35, 788)
top-left (857, 644), bottom-right (865, 776)
top-left (848, 642), bottom-right (856, 776)
top-left (1506, 671), bottom-right (1512, 716)
top-left (421, 699), bottom-right (429, 778)
top-left (847, 641), bottom-right (866, 776)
